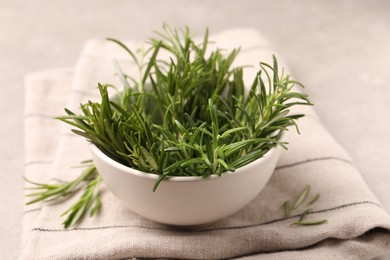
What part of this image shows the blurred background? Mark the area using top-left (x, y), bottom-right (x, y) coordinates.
top-left (1, 0), bottom-right (389, 258)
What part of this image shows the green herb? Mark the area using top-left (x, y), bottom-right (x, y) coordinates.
top-left (58, 24), bottom-right (312, 191)
top-left (282, 201), bottom-right (291, 217)
top-left (290, 219), bottom-right (327, 226)
top-left (307, 193), bottom-right (320, 206)
top-left (61, 175), bottom-right (101, 228)
top-left (298, 208), bottom-right (311, 222)
top-left (292, 185), bottom-right (311, 210)
top-left (25, 25), bottom-right (312, 228)
top-left (24, 164), bottom-right (101, 228)
top-left (282, 185), bottom-right (327, 227)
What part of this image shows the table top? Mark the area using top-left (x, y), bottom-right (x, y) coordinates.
top-left (1, 0), bottom-right (389, 258)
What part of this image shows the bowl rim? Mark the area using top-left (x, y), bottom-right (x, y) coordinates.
top-left (90, 142), bottom-right (281, 183)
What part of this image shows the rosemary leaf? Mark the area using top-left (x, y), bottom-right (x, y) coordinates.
top-left (290, 219), bottom-right (327, 227)
top-left (292, 185), bottom-right (311, 210)
top-left (282, 201), bottom-right (291, 217)
top-left (298, 208), bottom-right (311, 222)
top-left (307, 193), bottom-right (320, 206)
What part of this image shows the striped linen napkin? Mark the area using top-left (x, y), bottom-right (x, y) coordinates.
top-left (21, 28), bottom-right (390, 260)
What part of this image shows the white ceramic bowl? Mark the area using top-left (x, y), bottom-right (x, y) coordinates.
top-left (90, 144), bottom-right (282, 226)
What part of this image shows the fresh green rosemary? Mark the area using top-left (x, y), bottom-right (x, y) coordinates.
top-left (24, 163), bottom-right (101, 228)
top-left (282, 185), bottom-right (327, 227)
top-left (58, 25), bottom-right (312, 191)
top-left (25, 25), bottom-right (312, 228)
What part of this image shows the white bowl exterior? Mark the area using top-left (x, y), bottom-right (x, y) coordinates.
top-left (91, 144), bottom-right (281, 226)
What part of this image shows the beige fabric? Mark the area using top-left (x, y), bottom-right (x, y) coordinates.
top-left (21, 28), bottom-right (390, 259)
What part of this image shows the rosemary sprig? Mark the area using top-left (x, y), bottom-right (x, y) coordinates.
top-left (57, 24), bottom-right (312, 191)
top-left (282, 185), bottom-right (327, 227)
top-left (24, 164), bottom-right (101, 228)
top-left (61, 175), bottom-right (101, 228)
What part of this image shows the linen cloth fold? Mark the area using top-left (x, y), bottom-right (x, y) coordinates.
top-left (21, 28), bottom-right (390, 259)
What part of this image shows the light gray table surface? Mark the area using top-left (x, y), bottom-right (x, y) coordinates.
top-left (1, 0), bottom-right (389, 259)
